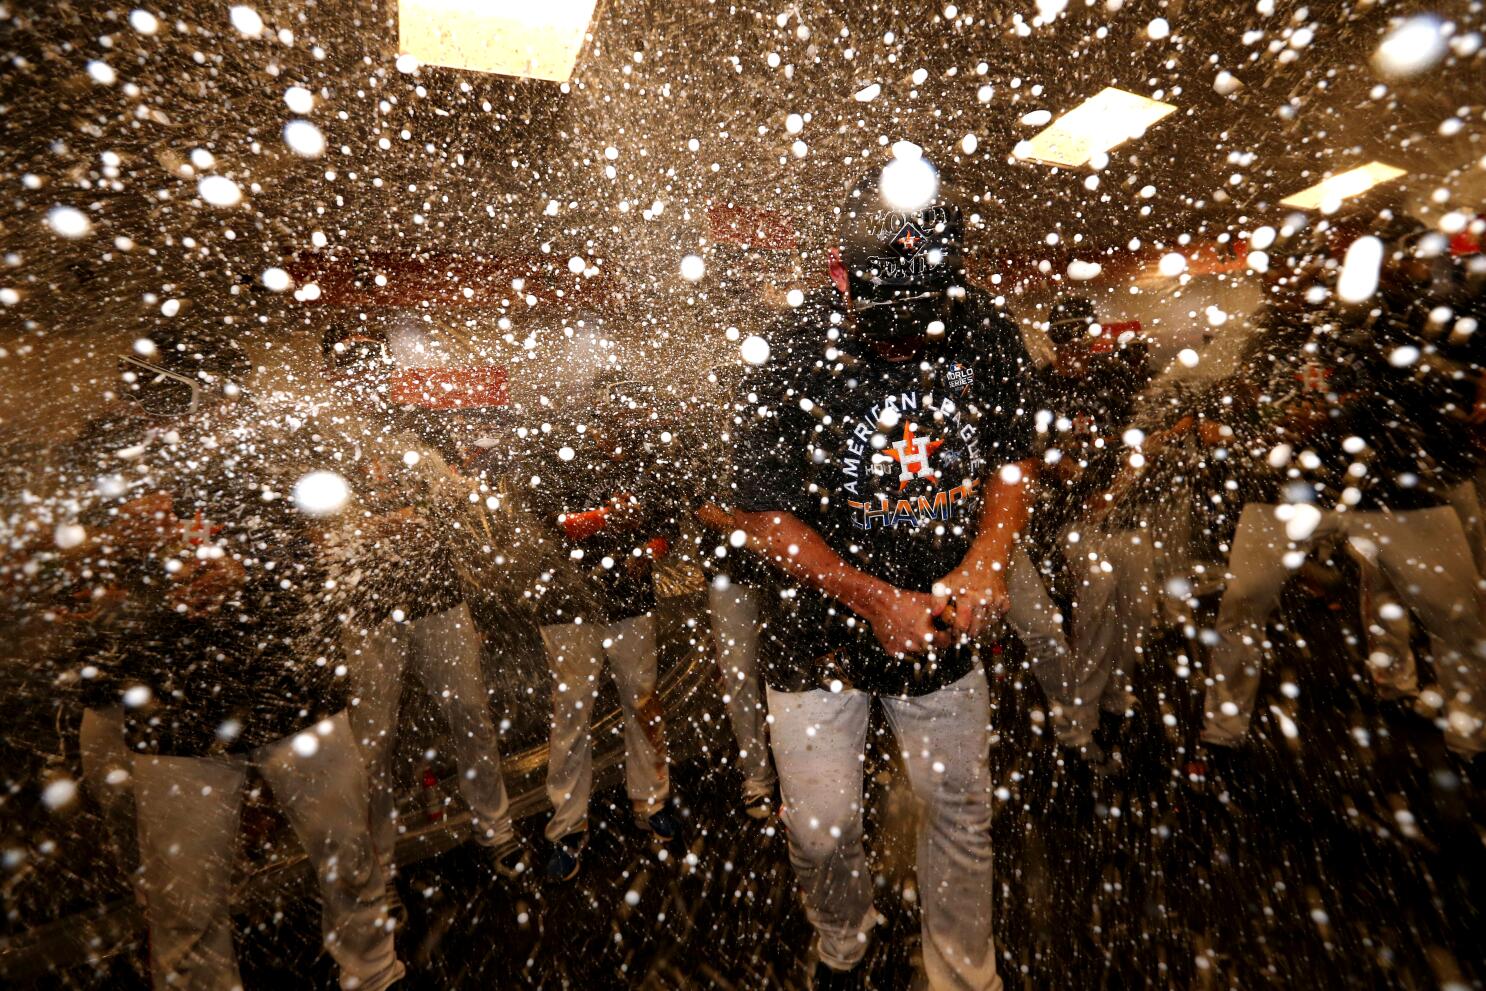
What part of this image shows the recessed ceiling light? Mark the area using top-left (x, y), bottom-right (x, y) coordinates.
top-left (1014, 87), bottom-right (1177, 168)
top-left (398, 0), bottom-right (600, 82)
top-left (1278, 161), bottom-right (1407, 211)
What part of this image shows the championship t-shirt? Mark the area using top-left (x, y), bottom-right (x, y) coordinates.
top-left (732, 286), bottom-right (1034, 696)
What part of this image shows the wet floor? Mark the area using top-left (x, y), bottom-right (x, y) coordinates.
top-left (39, 577), bottom-right (1486, 990)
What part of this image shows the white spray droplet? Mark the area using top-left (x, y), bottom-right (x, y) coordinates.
top-left (879, 156), bottom-right (938, 212)
top-left (46, 205), bottom-right (91, 239)
top-left (679, 254), bottom-right (706, 282)
top-left (1373, 15), bottom-right (1447, 79)
top-left (284, 86), bottom-right (315, 114)
top-left (292, 470), bottom-right (351, 517)
top-left (1337, 235), bottom-right (1383, 303)
top-left (1158, 252), bottom-right (1188, 277)
top-left (740, 335), bottom-right (771, 366)
top-left (42, 778), bottom-right (78, 811)
top-left (283, 119), bottom-right (325, 158)
top-left (55, 524), bottom-right (87, 549)
top-left (229, 5), bottom-right (265, 38)
top-left (198, 175), bottom-right (243, 207)
top-left (129, 9), bottom-right (160, 34)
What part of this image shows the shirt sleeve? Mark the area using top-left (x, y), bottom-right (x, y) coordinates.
top-left (970, 307), bottom-right (1036, 466)
top-left (731, 325), bottom-right (815, 516)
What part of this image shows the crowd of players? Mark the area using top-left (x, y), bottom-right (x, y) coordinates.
top-left (5, 161), bottom-right (1486, 990)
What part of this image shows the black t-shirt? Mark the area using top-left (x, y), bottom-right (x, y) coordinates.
top-left (1027, 339), bottom-right (1153, 549)
top-left (1240, 283), bottom-right (1486, 512)
top-left (519, 420), bottom-right (686, 626)
top-left (732, 287), bottom-right (1034, 696)
top-left (48, 401), bottom-right (345, 757)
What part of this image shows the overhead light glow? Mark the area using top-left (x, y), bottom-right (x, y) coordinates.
top-left (1015, 87), bottom-right (1177, 169)
top-left (397, 0), bottom-right (600, 83)
top-left (1278, 161), bottom-right (1406, 211)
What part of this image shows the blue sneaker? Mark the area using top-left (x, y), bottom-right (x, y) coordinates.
top-left (638, 809), bottom-right (683, 844)
top-left (544, 831), bottom-right (586, 882)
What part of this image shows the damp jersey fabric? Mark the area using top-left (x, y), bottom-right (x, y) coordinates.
top-left (733, 286), bottom-right (1035, 697)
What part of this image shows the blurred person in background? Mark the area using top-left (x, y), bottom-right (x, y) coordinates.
top-left (54, 331), bottom-right (401, 991)
top-left (1023, 295), bottom-right (1157, 768)
top-left (694, 359), bottom-right (780, 819)
top-left (320, 324), bottom-right (528, 899)
top-left (1059, 376), bottom-right (1252, 776)
top-left (1200, 214), bottom-right (1486, 771)
top-left (520, 372), bottom-right (685, 881)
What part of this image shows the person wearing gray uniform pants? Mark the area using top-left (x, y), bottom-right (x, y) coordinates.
top-left (323, 326), bottom-right (525, 883)
top-left (1202, 220), bottom-right (1486, 761)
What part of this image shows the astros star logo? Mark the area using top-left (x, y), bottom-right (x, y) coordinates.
top-left (892, 222), bottom-right (928, 256)
top-left (885, 422), bottom-right (944, 490)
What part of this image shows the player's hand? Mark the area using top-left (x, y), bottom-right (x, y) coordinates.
top-left (695, 502), bottom-right (734, 531)
top-left (932, 565), bottom-right (1011, 639)
top-left (168, 557), bottom-right (247, 616)
top-left (862, 589), bottom-right (950, 657)
top-left (605, 493), bottom-right (644, 531)
top-left (112, 492), bottom-right (178, 551)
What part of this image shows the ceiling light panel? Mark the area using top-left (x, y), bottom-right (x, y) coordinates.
top-left (1016, 87), bottom-right (1178, 168)
top-left (398, 0), bottom-right (600, 82)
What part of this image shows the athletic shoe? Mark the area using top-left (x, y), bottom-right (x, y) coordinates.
top-left (489, 835), bottom-right (529, 880)
top-left (810, 960), bottom-right (862, 990)
top-left (637, 809), bottom-right (684, 843)
top-left (545, 831), bottom-right (587, 882)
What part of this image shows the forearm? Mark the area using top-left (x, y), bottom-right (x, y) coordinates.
top-left (733, 509), bottom-right (894, 618)
top-left (958, 461), bottom-right (1034, 574)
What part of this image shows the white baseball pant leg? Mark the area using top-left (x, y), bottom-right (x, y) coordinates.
top-left (1003, 548), bottom-right (1079, 747)
top-left (1350, 508), bottom-right (1486, 755)
top-left (1202, 504), bottom-right (1335, 747)
top-left (134, 711), bottom-right (401, 991)
top-left (541, 614), bottom-right (671, 842)
top-left (1447, 479), bottom-right (1486, 579)
top-left (707, 582), bottom-right (777, 800)
top-left (405, 603), bottom-right (514, 848)
top-left (1349, 537), bottom-right (1422, 700)
top-left (1065, 529), bottom-right (1159, 745)
top-left (769, 667), bottom-right (1002, 991)
top-left (1204, 504), bottom-right (1486, 756)
top-left (348, 603), bottom-right (514, 868)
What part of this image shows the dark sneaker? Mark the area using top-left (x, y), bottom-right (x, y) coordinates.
top-left (744, 792), bottom-right (775, 820)
top-left (1186, 740), bottom-right (1254, 805)
top-left (638, 809), bottom-right (684, 844)
top-left (544, 831), bottom-right (586, 882)
top-left (810, 960), bottom-right (862, 990)
top-left (489, 835), bottom-right (530, 880)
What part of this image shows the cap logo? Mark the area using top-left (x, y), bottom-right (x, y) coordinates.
top-left (892, 222), bottom-right (928, 257)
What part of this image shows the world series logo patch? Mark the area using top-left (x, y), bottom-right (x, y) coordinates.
top-left (945, 362), bottom-right (974, 394)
